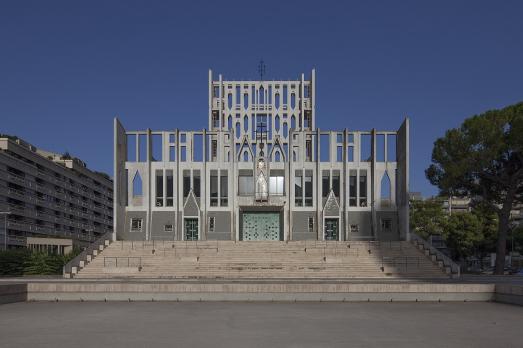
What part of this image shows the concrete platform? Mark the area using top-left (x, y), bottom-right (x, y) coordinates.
top-left (0, 301), bottom-right (521, 348)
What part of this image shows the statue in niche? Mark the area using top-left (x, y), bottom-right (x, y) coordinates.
top-left (256, 159), bottom-right (268, 201)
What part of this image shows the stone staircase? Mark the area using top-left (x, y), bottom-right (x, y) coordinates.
top-left (72, 240), bottom-right (452, 279)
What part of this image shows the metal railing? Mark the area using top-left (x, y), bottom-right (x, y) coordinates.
top-left (410, 231), bottom-right (460, 277)
top-left (381, 256), bottom-right (420, 271)
top-left (104, 256), bottom-right (142, 268)
top-left (366, 240), bottom-right (403, 253)
top-left (63, 231), bottom-right (113, 276)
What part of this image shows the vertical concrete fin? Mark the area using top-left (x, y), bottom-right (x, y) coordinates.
top-left (396, 117), bottom-right (410, 240)
top-left (114, 117), bottom-right (127, 241)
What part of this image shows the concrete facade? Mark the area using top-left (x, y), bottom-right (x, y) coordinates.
top-left (0, 136), bottom-right (113, 248)
top-left (114, 70), bottom-right (409, 242)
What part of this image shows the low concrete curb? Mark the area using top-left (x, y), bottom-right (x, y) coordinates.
top-left (1, 281), bottom-right (521, 305)
top-left (27, 282), bottom-right (496, 302)
top-left (0, 284), bottom-right (27, 304)
top-left (495, 284), bottom-right (523, 306)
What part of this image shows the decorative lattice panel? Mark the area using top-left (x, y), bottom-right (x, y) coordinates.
top-left (242, 213), bottom-right (280, 241)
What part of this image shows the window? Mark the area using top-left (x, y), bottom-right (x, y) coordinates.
top-left (308, 217), bottom-right (314, 232)
top-left (212, 139), bottom-right (217, 160)
top-left (269, 175), bottom-right (284, 195)
top-left (209, 217), bottom-right (215, 232)
top-left (322, 172), bottom-right (330, 198)
top-left (166, 170), bottom-right (173, 207)
top-left (332, 172), bottom-right (340, 198)
top-left (130, 218), bottom-right (142, 232)
top-left (294, 173), bottom-right (303, 206)
top-left (381, 219), bottom-right (392, 231)
top-left (164, 224), bottom-right (173, 232)
top-left (193, 170), bottom-right (201, 198)
top-left (347, 146), bottom-right (354, 162)
top-left (359, 170), bottom-right (367, 207)
top-left (304, 111), bottom-right (311, 129)
top-left (220, 172), bottom-right (228, 206)
top-left (183, 170), bottom-right (191, 198)
top-left (349, 170), bottom-right (357, 207)
top-left (305, 139), bottom-right (312, 161)
top-left (210, 171), bottom-right (218, 206)
top-left (155, 170), bottom-right (163, 207)
top-left (239, 172), bottom-right (254, 196)
top-left (304, 174), bottom-right (313, 206)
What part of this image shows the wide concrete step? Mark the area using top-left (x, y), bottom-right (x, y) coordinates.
top-left (74, 240), bottom-right (448, 279)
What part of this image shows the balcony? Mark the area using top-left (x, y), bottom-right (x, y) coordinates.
top-left (6, 172), bottom-right (28, 186)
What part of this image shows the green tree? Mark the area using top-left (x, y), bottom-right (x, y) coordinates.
top-left (426, 102), bottom-right (523, 274)
top-left (410, 198), bottom-right (447, 238)
top-left (443, 213), bottom-right (484, 260)
top-left (472, 204), bottom-right (499, 255)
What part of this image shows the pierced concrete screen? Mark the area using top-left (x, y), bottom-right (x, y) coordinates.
top-left (376, 134), bottom-right (385, 162)
top-left (193, 134), bottom-right (203, 162)
top-left (320, 134), bottom-right (330, 162)
top-left (360, 134), bottom-right (371, 162)
top-left (151, 134), bottom-right (162, 161)
top-left (387, 134), bottom-right (396, 162)
top-left (138, 134), bottom-right (147, 162)
top-left (127, 135), bottom-right (136, 162)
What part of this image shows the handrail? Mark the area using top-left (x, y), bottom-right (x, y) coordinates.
top-left (104, 256), bottom-right (142, 268)
top-left (381, 256), bottom-right (420, 271)
top-left (63, 231), bottom-right (112, 276)
top-left (410, 231), bottom-right (460, 277)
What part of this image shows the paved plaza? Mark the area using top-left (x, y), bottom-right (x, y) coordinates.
top-left (0, 301), bottom-right (520, 348)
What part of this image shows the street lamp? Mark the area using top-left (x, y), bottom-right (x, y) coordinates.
top-left (0, 211), bottom-right (11, 251)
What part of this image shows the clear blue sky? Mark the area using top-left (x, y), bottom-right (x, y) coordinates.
top-left (1, 0), bottom-right (522, 197)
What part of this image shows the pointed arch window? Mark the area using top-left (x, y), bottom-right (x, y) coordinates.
top-left (380, 171), bottom-right (391, 206)
top-left (132, 171), bottom-right (142, 197)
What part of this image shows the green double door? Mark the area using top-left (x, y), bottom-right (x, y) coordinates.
top-left (324, 219), bottom-right (339, 241)
top-left (184, 218), bottom-right (198, 241)
top-left (241, 212), bottom-right (281, 241)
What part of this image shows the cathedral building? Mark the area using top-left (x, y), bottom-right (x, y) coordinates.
top-left (113, 70), bottom-right (409, 242)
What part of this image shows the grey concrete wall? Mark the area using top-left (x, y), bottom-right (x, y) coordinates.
top-left (375, 211), bottom-right (400, 241)
top-left (151, 211), bottom-right (177, 240)
top-left (120, 211), bottom-right (147, 241)
top-left (347, 211), bottom-right (372, 240)
top-left (292, 232), bottom-right (317, 240)
top-left (292, 211), bottom-right (316, 233)
top-left (207, 211), bottom-right (231, 240)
